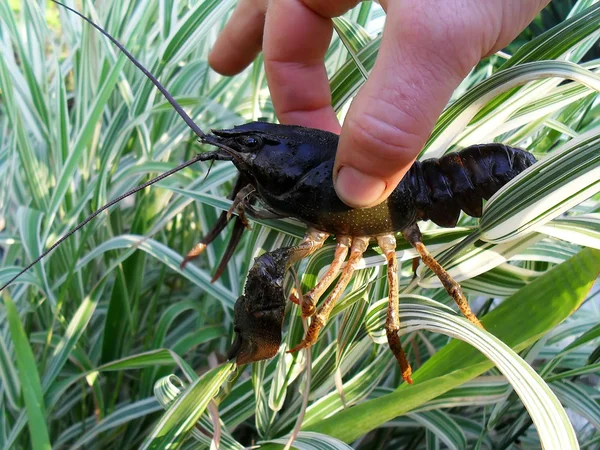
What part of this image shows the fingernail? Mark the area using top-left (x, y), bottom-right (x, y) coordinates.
top-left (334, 166), bottom-right (386, 208)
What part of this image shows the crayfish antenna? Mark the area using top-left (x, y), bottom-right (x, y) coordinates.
top-left (0, 155), bottom-right (204, 292)
top-left (1, 3), bottom-right (233, 291)
top-left (50, 0), bottom-right (206, 140)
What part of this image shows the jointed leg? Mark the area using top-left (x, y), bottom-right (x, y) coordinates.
top-left (286, 228), bottom-right (329, 269)
top-left (301, 236), bottom-right (351, 318)
top-left (288, 236), bottom-right (370, 353)
top-left (210, 218), bottom-right (246, 283)
top-left (226, 184), bottom-right (256, 227)
top-left (180, 176), bottom-right (249, 269)
top-left (377, 234), bottom-right (413, 384)
top-left (402, 225), bottom-right (482, 328)
top-left (244, 204), bottom-right (285, 220)
top-left (180, 212), bottom-right (228, 269)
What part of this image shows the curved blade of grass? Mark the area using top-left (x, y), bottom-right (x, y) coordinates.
top-left (0, 268), bottom-right (42, 291)
top-left (60, 397), bottom-right (163, 449)
top-left (422, 61), bottom-right (600, 158)
top-left (480, 126), bottom-right (600, 242)
top-left (0, 332), bottom-right (21, 410)
top-left (163, 186), bottom-right (307, 239)
top-left (323, 297), bottom-right (579, 448)
top-left (423, 3), bottom-right (600, 155)
top-left (4, 296), bottom-right (51, 450)
top-left (133, 0), bottom-right (235, 115)
top-left (330, 37), bottom-right (381, 111)
top-left (263, 431), bottom-right (353, 450)
top-left (44, 349), bottom-right (197, 411)
top-left (539, 215), bottom-right (600, 250)
top-left (0, 50), bottom-right (47, 209)
top-left (154, 375), bottom-right (243, 450)
top-left (44, 54), bottom-right (128, 233)
top-left (75, 235), bottom-right (237, 307)
top-left (502, 2), bottom-right (600, 68)
top-left (140, 362), bottom-right (234, 450)
top-left (407, 410), bottom-right (466, 450)
top-left (551, 380), bottom-right (600, 431)
top-left (332, 17), bottom-right (372, 81)
top-left (0, 351), bottom-right (200, 449)
top-left (16, 207), bottom-right (56, 305)
top-left (412, 376), bottom-right (510, 411)
top-left (416, 232), bottom-right (543, 288)
top-left (41, 279), bottom-right (108, 390)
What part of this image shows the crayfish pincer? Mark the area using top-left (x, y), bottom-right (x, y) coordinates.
top-left (2, 1), bottom-right (539, 385)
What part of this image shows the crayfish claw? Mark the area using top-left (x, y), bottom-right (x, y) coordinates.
top-left (211, 217), bottom-right (246, 283)
top-left (180, 242), bottom-right (207, 269)
top-left (411, 257), bottom-right (420, 280)
top-left (181, 177), bottom-right (251, 270)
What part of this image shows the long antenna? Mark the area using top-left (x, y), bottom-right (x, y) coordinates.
top-left (1, 2), bottom-right (220, 291)
top-left (50, 0), bottom-right (206, 139)
top-left (0, 154), bottom-right (205, 292)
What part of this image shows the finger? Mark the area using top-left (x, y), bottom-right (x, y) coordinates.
top-left (334, 2), bottom-right (477, 208)
top-left (263, 0), bottom-right (343, 132)
top-left (208, 0), bottom-right (267, 76)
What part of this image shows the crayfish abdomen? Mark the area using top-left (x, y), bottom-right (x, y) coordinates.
top-left (407, 144), bottom-right (537, 228)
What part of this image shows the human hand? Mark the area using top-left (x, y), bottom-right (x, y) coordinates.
top-left (209, 0), bottom-right (549, 208)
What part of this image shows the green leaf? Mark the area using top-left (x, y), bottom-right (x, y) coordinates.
top-left (481, 127), bottom-right (600, 242)
top-left (407, 410), bottom-right (466, 450)
top-left (153, 375), bottom-right (244, 449)
top-left (4, 297), bottom-right (51, 450)
top-left (263, 431), bottom-right (354, 450)
top-left (140, 362), bottom-right (234, 449)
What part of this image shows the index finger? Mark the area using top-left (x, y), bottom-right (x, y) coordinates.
top-left (263, 0), bottom-right (340, 133)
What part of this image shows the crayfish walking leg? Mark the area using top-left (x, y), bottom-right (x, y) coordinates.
top-left (300, 236), bottom-right (351, 318)
top-left (226, 185), bottom-right (256, 226)
top-left (377, 234), bottom-right (413, 384)
top-left (402, 224), bottom-right (483, 328)
top-left (289, 236), bottom-right (370, 353)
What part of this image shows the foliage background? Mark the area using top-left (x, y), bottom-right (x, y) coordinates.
top-left (0, 0), bottom-right (599, 449)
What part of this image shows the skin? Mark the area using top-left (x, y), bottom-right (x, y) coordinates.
top-left (209, 0), bottom-right (550, 208)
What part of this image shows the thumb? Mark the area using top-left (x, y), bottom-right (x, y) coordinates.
top-left (334, 2), bottom-right (481, 208)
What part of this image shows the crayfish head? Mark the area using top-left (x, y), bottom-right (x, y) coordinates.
top-left (204, 122), bottom-right (338, 197)
top-left (228, 294), bottom-right (284, 365)
top-left (201, 122), bottom-right (283, 172)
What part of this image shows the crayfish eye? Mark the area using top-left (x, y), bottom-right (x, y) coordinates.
top-left (236, 135), bottom-right (262, 149)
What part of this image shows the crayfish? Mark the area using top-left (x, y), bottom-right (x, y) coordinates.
top-left (1, 1), bottom-right (537, 384)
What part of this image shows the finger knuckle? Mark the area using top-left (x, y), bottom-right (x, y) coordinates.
top-left (344, 105), bottom-right (425, 170)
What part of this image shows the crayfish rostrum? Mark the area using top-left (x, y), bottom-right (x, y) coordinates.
top-left (1, 1), bottom-right (537, 384)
